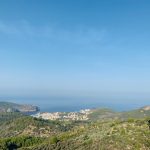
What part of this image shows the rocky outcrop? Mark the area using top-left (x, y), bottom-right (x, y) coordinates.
top-left (142, 106), bottom-right (150, 111)
top-left (0, 102), bottom-right (39, 113)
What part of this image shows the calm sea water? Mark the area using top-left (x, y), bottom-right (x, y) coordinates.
top-left (0, 96), bottom-right (149, 112)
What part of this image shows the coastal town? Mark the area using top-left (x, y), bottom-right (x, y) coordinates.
top-left (32, 109), bottom-right (92, 121)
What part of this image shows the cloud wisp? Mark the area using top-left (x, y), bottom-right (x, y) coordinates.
top-left (0, 20), bottom-right (108, 45)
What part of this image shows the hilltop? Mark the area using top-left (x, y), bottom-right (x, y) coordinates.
top-left (88, 106), bottom-right (150, 121)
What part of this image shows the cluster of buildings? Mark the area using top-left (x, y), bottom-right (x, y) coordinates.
top-left (32, 109), bottom-right (91, 121)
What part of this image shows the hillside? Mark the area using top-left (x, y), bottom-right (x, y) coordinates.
top-left (0, 112), bottom-right (86, 138)
top-left (0, 102), bottom-right (39, 113)
top-left (0, 116), bottom-right (149, 150)
top-left (0, 104), bottom-right (150, 150)
top-left (27, 118), bottom-right (150, 150)
top-left (88, 108), bottom-right (117, 121)
top-left (88, 106), bottom-right (150, 121)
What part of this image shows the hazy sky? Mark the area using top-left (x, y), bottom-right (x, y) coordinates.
top-left (0, 0), bottom-right (150, 102)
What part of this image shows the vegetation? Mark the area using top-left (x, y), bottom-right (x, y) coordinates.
top-left (0, 104), bottom-right (150, 149)
top-left (88, 106), bottom-right (150, 121)
top-left (0, 112), bottom-right (150, 149)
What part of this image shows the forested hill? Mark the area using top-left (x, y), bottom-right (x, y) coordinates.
top-left (88, 106), bottom-right (150, 121)
top-left (0, 101), bottom-right (39, 113)
top-left (0, 102), bottom-right (150, 150)
top-left (0, 112), bottom-right (150, 150)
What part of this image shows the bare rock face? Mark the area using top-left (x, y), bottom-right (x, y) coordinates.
top-left (142, 106), bottom-right (150, 111)
top-left (16, 104), bottom-right (39, 112)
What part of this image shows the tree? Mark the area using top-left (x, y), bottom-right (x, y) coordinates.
top-left (147, 120), bottom-right (150, 129)
top-left (50, 136), bottom-right (59, 144)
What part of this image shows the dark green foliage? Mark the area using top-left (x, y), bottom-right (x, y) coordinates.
top-left (50, 136), bottom-right (59, 144)
top-left (147, 119), bottom-right (150, 129)
top-left (0, 112), bottom-right (24, 123)
top-left (0, 136), bottom-right (44, 150)
top-left (0, 113), bottom-right (86, 138)
top-left (0, 108), bottom-right (150, 149)
top-left (0, 117), bottom-right (150, 150)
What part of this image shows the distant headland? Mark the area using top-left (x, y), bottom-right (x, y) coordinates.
top-left (0, 101), bottom-right (40, 114)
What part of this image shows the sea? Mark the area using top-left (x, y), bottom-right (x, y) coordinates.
top-left (0, 96), bottom-right (149, 112)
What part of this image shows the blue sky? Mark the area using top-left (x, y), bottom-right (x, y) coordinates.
top-left (0, 0), bottom-right (150, 104)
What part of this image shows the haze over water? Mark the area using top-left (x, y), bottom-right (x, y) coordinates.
top-left (0, 96), bottom-right (149, 112)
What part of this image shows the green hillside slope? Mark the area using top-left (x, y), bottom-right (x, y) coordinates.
top-left (0, 117), bottom-right (150, 150)
top-left (0, 104), bottom-right (150, 150)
